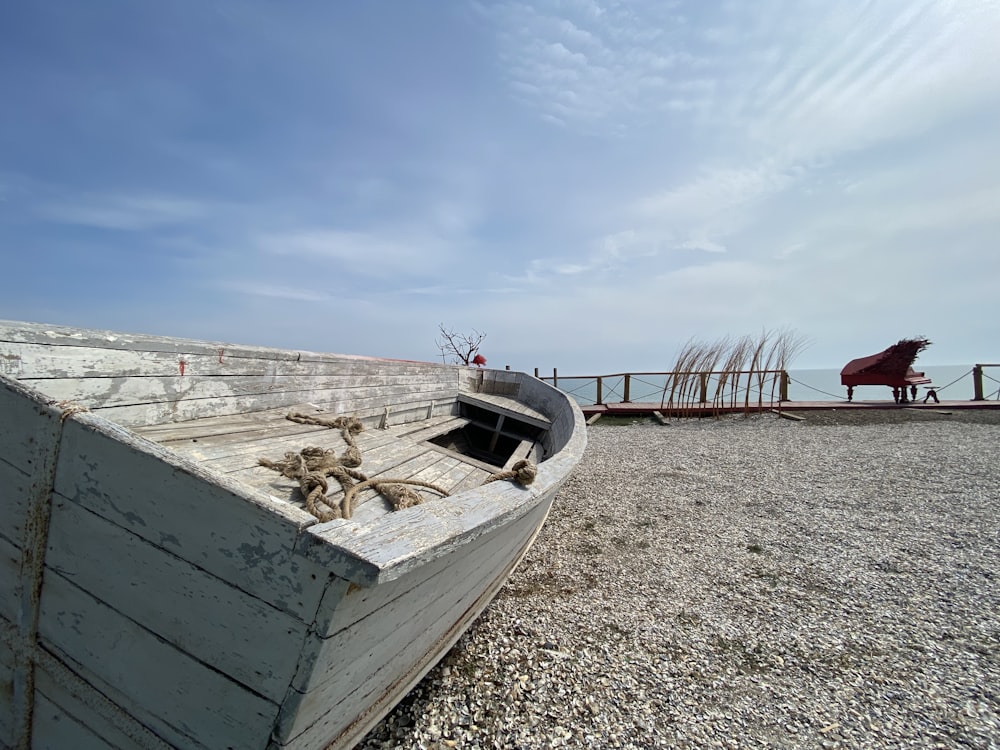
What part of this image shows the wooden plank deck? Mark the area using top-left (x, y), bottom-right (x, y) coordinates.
top-left (581, 399), bottom-right (1000, 417)
top-left (138, 408), bottom-right (496, 523)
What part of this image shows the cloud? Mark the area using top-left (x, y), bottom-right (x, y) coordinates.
top-left (257, 229), bottom-right (455, 281)
top-left (637, 162), bottom-right (798, 223)
top-left (35, 194), bottom-right (208, 231)
top-left (484, 0), bottom-right (700, 131)
top-left (216, 281), bottom-right (333, 303)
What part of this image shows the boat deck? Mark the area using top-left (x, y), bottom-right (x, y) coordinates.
top-left (134, 405), bottom-right (501, 525)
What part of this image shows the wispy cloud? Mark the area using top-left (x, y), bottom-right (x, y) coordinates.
top-left (217, 281), bottom-right (333, 303)
top-left (482, 0), bottom-right (698, 132)
top-left (257, 229), bottom-right (456, 280)
top-left (35, 193), bottom-right (209, 231)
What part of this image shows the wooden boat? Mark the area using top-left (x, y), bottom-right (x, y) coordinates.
top-left (0, 320), bottom-right (586, 750)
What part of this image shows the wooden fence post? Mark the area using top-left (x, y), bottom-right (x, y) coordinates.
top-left (553, 368), bottom-right (558, 389)
top-left (699, 373), bottom-right (708, 404)
top-left (780, 371), bottom-right (789, 402)
top-left (973, 365), bottom-right (984, 400)
top-left (623, 374), bottom-right (631, 403)
top-left (596, 377), bottom-right (603, 406)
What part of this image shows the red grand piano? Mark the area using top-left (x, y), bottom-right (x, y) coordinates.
top-left (841, 338), bottom-right (932, 403)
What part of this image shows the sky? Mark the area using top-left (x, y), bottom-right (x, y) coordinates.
top-left (1, 1), bottom-right (998, 374)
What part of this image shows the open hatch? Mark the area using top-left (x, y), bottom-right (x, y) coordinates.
top-left (429, 396), bottom-right (548, 469)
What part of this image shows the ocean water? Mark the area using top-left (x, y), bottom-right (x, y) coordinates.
top-left (547, 364), bottom-right (994, 406)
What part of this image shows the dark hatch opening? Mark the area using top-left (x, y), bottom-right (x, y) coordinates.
top-left (429, 403), bottom-right (544, 467)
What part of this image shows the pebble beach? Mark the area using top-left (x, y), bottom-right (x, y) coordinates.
top-left (360, 409), bottom-right (1000, 749)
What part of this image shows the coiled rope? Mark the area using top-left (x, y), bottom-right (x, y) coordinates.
top-left (259, 413), bottom-right (537, 521)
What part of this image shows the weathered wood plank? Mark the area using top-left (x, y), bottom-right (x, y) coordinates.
top-left (134, 409), bottom-right (330, 447)
top-left (32, 646), bottom-right (175, 750)
top-left (0, 534), bottom-right (19, 624)
top-left (403, 454), bottom-right (465, 488)
top-left (299, 504), bottom-right (530, 692)
top-left (345, 456), bottom-right (470, 526)
top-left (30, 692), bottom-right (121, 750)
top-left (23, 372), bottom-right (457, 412)
top-left (423, 456), bottom-right (481, 491)
top-left (277, 500), bottom-right (548, 747)
top-left (439, 462), bottom-right (492, 495)
top-left (0, 321), bottom-right (458, 377)
top-left (53, 415), bottom-right (327, 621)
top-left (502, 438), bottom-right (537, 470)
top-left (0, 378), bottom-right (63, 507)
top-left (92, 386), bottom-right (461, 428)
top-left (347, 450), bottom-right (451, 516)
top-left (299, 520), bottom-right (538, 750)
top-left (0, 339), bottom-right (460, 380)
top-left (0, 618), bottom-right (13, 748)
top-left (0, 319), bottom-right (307, 359)
top-left (179, 425), bottom-right (358, 467)
top-left (459, 369), bottom-right (522, 397)
top-left (458, 392), bottom-right (550, 428)
top-left (0, 457), bottom-right (30, 551)
top-left (185, 413), bottom-right (407, 468)
top-left (391, 416), bottom-right (468, 443)
top-left (38, 570), bottom-right (278, 750)
top-left (301, 475), bottom-right (545, 587)
top-left (45, 498), bottom-right (307, 702)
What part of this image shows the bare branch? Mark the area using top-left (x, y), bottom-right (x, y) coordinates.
top-left (436, 324), bottom-right (487, 366)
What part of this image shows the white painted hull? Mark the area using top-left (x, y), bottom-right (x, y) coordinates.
top-left (0, 321), bottom-right (586, 749)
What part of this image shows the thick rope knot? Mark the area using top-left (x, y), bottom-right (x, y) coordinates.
top-left (259, 414), bottom-right (451, 521)
top-left (300, 471), bottom-right (342, 521)
top-left (258, 446), bottom-right (365, 521)
top-left (379, 483), bottom-right (424, 510)
top-left (341, 445), bottom-right (362, 468)
top-left (285, 413), bottom-right (365, 469)
top-left (509, 459), bottom-right (537, 486)
top-left (482, 459), bottom-right (538, 487)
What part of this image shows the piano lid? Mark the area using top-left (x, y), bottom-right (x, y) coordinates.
top-left (841, 337), bottom-right (932, 387)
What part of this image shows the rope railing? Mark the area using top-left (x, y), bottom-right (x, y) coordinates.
top-left (536, 369), bottom-right (789, 408)
top-left (934, 369), bottom-right (972, 393)
top-left (539, 365), bottom-right (996, 406)
top-left (786, 377), bottom-right (845, 400)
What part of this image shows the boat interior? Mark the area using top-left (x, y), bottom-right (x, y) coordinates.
top-left (131, 391), bottom-right (551, 526)
top-left (0, 321), bottom-right (564, 529)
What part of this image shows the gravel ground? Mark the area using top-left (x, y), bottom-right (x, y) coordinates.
top-left (359, 410), bottom-right (1000, 749)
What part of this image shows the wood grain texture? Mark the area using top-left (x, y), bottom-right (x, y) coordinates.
top-left (0, 379), bottom-right (64, 547)
top-left (45, 498), bottom-right (308, 703)
top-left (458, 392), bottom-right (551, 428)
top-left (29, 692), bottom-right (122, 750)
top-left (38, 570), bottom-right (278, 750)
top-left (53, 414), bottom-right (327, 621)
top-left (0, 617), bottom-right (13, 748)
top-left (0, 458), bottom-right (30, 551)
top-left (0, 532), bottom-right (19, 625)
top-left (274, 496), bottom-right (552, 749)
